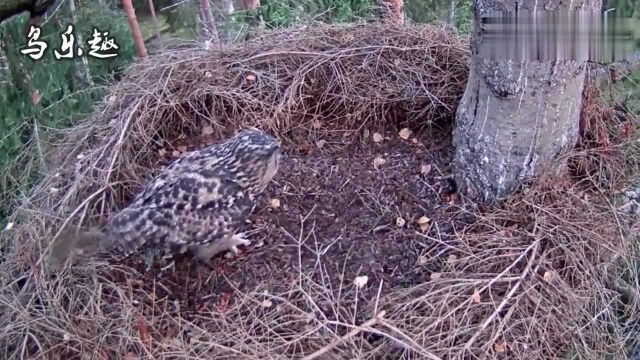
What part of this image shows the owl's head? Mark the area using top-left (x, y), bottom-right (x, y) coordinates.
top-left (225, 127), bottom-right (282, 192)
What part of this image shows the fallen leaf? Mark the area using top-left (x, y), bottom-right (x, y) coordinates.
top-left (419, 164), bottom-right (432, 175)
top-left (136, 316), bottom-right (150, 349)
top-left (202, 126), bottom-right (214, 135)
top-left (353, 275), bottom-right (368, 288)
top-left (172, 150), bottom-right (181, 157)
top-left (372, 132), bottom-right (384, 143)
top-left (494, 340), bottom-right (506, 353)
top-left (177, 145), bottom-right (188, 152)
top-left (31, 90), bottom-right (41, 106)
top-left (5, 222), bottom-right (14, 231)
top-left (430, 272), bottom-right (442, 280)
top-left (373, 156), bottom-right (386, 168)
top-left (416, 216), bottom-right (431, 232)
top-left (398, 127), bottom-right (411, 140)
top-left (246, 74), bottom-right (256, 81)
top-left (543, 270), bottom-right (554, 283)
top-left (472, 288), bottom-right (481, 303)
top-left (270, 198), bottom-right (281, 208)
top-left (395, 217), bottom-right (406, 227)
top-left (315, 139), bottom-right (326, 148)
top-left (217, 293), bottom-right (231, 313)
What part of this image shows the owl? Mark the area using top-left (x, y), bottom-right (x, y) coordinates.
top-left (49, 128), bottom-right (281, 270)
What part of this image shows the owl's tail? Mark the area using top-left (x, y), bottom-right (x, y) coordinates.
top-left (46, 226), bottom-right (110, 269)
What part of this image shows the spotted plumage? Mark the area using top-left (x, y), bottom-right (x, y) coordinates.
top-left (96, 127), bottom-right (281, 268)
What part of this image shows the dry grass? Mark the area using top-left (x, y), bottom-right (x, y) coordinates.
top-left (0, 22), bottom-right (639, 359)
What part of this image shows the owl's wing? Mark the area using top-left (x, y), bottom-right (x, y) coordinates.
top-left (109, 168), bottom-right (255, 252)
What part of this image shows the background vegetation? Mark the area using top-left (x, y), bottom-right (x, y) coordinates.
top-left (0, 0), bottom-right (477, 223)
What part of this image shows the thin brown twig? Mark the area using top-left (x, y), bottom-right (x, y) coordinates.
top-left (302, 311), bottom-right (386, 360)
top-left (462, 241), bottom-right (541, 352)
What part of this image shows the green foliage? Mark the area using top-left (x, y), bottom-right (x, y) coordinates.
top-left (0, 1), bottom-right (136, 222)
top-left (404, 0), bottom-right (471, 34)
top-left (75, 2), bottom-right (137, 82)
top-left (258, 0), bottom-right (305, 28)
top-left (604, 0), bottom-right (638, 18)
top-left (165, 2), bottom-right (199, 37)
top-left (453, 0), bottom-right (471, 35)
top-left (226, 0), bottom-right (378, 30)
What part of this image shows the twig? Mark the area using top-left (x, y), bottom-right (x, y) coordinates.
top-left (302, 311), bottom-right (386, 360)
top-left (377, 320), bottom-right (444, 360)
top-left (416, 239), bottom-right (541, 334)
top-left (462, 243), bottom-right (541, 352)
top-left (105, 100), bottom-right (141, 185)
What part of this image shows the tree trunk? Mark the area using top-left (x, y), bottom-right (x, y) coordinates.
top-left (0, 0), bottom-right (33, 22)
top-left (198, 0), bottom-right (219, 43)
top-left (241, 0), bottom-right (260, 10)
top-left (0, 0), bottom-right (58, 32)
top-left (146, 0), bottom-right (164, 51)
top-left (65, 0), bottom-right (93, 90)
top-left (221, 0), bottom-right (234, 15)
top-left (380, 0), bottom-right (404, 25)
top-left (241, 0), bottom-right (263, 30)
top-left (452, 0), bottom-right (601, 203)
top-left (1, 22), bottom-right (40, 109)
top-left (122, 0), bottom-right (147, 59)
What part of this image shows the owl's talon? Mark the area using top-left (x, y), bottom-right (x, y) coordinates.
top-left (233, 233), bottom-right (252, 247)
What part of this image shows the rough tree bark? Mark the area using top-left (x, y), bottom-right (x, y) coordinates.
top-left (241, 0), bottom-right (264, 30)
top-left (380, 0), bottom-right (404, 25)
top-left (122, 0), bottom-right (147, 59)
top-left (64, 0), bottom-right (93, 90)
top-left (0, 23), bottom-right (41, 108)
top-left (146, 0), bottom-right (164, 51)
top-left (198, 0), bottom-right (219, 43)
top-left (221, 0), bottom-right (234, 15)
top-left (452, 0), bottom-right (602, 203)
top-left (241, 0), bottom-right (260, 11)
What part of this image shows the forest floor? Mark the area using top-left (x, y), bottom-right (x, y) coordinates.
top-left (120, 124), bottom-right (464, 325)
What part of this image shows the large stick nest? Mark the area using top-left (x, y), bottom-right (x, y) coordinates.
top-left (0, 23), bottom-right (639, 360)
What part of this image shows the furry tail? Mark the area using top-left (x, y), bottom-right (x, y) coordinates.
top-left (46, 226), bottom-right (109, 269)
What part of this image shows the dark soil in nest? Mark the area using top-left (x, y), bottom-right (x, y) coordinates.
top-left (123, 125), bottom-right (470, 323)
